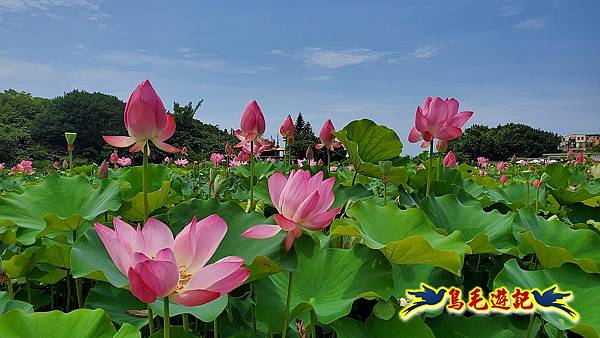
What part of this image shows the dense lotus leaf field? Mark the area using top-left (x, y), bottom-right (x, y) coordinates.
top-left (0, 83), bottom-right (599, 338)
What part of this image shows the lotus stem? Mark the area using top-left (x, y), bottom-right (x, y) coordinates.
top-left (75, 279), bottom-right (83, 308)
top-left (25, 277), bottom-right (32, 304)
top-left (182, 313), bottom-right (189, 332)
top-left (250, 283), bottom-right (257, 334)
top-left (214, 316), bottom-right (219, 338)
top-left (437, 152), bottom-right (442, 181)
top-left (66, 271), bottom-right (72, 312)
top-left (351, 171), bottom-right (358, 186)
top-left (326, 149), bottom-right (331, 175)
top-left (68, 150), bottom-right (73, 175)
top-left (383, 180), bottom-right (388, 206)
top-left (142, 142), bottom-right (149, 222)
top-left (310, 309), bottom-right (318, 338)
top-left (535, 186), bottom-right (540, 214)
top-left (163, 297), bottom-right (170, 338)
top-left (6, 274), bottom-right (13, 300)
top-left (148, 307), bottom-right (155, 334)
top-left (525, 312), bottom-right (536, 338)
top-left (525, 178), bottom-right (530, 207)
top-left (426, 142), bottom-right (434, 197)
top-left (245, 140), bottom-right (256, 213)
top-left (49, 284), bottom-right (54, 309)
top-left (281, 271), bottom-right (294, 338)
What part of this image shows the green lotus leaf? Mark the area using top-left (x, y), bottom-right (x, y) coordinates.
top-left (0, 174), bottom-right (122, 245)
top-left (71, 228), bottom-right (129, 288)
top-left (494, 259), bottom-right (600, 338)
top-left (328, 318), bottom-right (369, 338)
top-left (0, 292), bottom-right (32, 315)
top-left (85, 282), bottom-right (227, 329)
top-left (486, 182), bottom-right (544, 210)
top-left (2, 246), bottom-right (43, 279)
top-left (331, 184), bottom-right (373, 210)
top-left (119, 180), bottom-right (171, 222)
top-left (333, 119), bottom-right (407, 184)
top-left (0, 308), bottom-right (140, 338)
top-left (329, 315), bottom-right (434, 338)
top-left (392, 264), bottom-right (459, 299)
top-left (331, 200), bottom-right (470, 274)
top-left (513, 209), bottom-right (600, 273)
top-left (420, 195), bottom-right (520, 256)
top-left (254, 238), bottom-right (394, 332)
top-left (564, 202), bottom-right (600, 224)
top-left (427, 314), bottom-right (541, 338)
top-left (543, 165), bottom-right (600, 205)
top-left (117, 164), bottom-right (172, 200)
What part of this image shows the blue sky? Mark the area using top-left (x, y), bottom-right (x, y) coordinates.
top-left (1, 0), bottom-right (598, 155)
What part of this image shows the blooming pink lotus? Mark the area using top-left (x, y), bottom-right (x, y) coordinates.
top-left (210, 153), bottom-right (225, 167)
top-left (477, 157), bottom-right (489, 168)
top-left (234, 100), bottom-right (269, 148)
top-left (175, 159), bottom-right (189, 167)
top-left (117, 157), bottom-right (132, 167)
top-left (408, 97), bottom-right (473, 148)
top-left (297, 159), bottom-right (318, 167)
top-left (95, 216), bottom-right (249, 305)
top-left (280, 115), bottom-right (295, 141)
top-left (496, 161), bottom-right (507, 172)
top-left (11, 160), bottom-right (33, 174)
top-left (242, 142), bottom-right (270, 158)
top-left (566, 149), bottom-right (574, 160)
top-left (443, 151), bottom-right (456, 168)
top-left (316, 119), bottom-right (341, 151)
top-left (103, 80), bottom-right (179, 154)
top-left (241, 170), bottom-right (340, 252)
top-left (181, 147), bottom-right (189, 156)
top-left (53, 161), bottom-right (60, 170)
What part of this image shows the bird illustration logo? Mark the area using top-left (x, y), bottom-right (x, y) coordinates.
top-left (400, 283), bottom-right (447, 319)
top-left (532, 285), bottom-right (579, 320)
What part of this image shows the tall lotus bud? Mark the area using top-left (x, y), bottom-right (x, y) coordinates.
top-left (575, 152), bottom-right (584, 165)
top-left (98, 160), bottom-right (109, 179)
top-left (443, 151), bottom-right (457, 168)
top-left (53, 161), bottom-right (59, 170)
top-left (103, 80), bottom-right (179, 153)
top-left (110, 151), bottom-right (119, 163)
top-left (62, 159), bottom-right (69, 170)
top-left (234, 100), bottom-right (266, 146)
top-left (319, 119), bottom-right (336, 147)
top-left (499, 175), bottom-right (508, 185)
top-left (305, 146), bottom-right (314, 160)
top-left (225, 142), bottom-right (234, 156)
top-left (566, 149), bottom-right (574, 160)
top-left (280, 115), bottom-right (295, 141)
top-left (511, 154), bottom-right (517, 164)
top-left (532, 178), bottom-right (542, 189)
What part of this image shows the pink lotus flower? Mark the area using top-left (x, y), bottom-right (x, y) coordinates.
top-left (297, 159), bottom-right (317, 167)
top-left (110, 151), bottom-right (119, 163)
top-left (210, 153), bottom-right (225, 167)
top-left (280, 115), bottom-right (295, 141)
top-left (408, 97), bottom-right (473, 147)
top-left (53, 161), bottom-right (59, 170)
top-left (98, 160), bottom-right (109, 179)
top-left (163, 157), bottom-right (171, 164)
top-left (517, 159), bottom-right (528, 166)
top-left (225, 142), bottom-right (235, 157)
top-left (496, 161), bottom-right (507, 172)
top-left (566, 149), bottom-right (574, 160)
top-left (241, 170), bottom-right (340, 252)
top-left (266, 157), bottom-right (276, 163)
top-left (94, 216), bottom-right (249, 305)
top-left (0, 163), bottom-right (4, 170)
top-left (181, 147), bottom-right (189, 156)
top-left (11, 160), bottom-right (33, 174)
top-left (229, 158), bottom-right (243, 168)
top-left (175, 159), bottom-right (189, 167)
top-left (237, 151), bottom-right (250, 163)
top-left (477, 157), bottom-right (489, 168)
top-left (499, 175), bottom-right (508, 185)
top-left (316, 119), bottom-right (341, 151)
top-left (443, 151), bottom-right (456, 168)
top-left (62, 159), bottom-right (69, 170)
top-left (103, 80), bottom-right (179, 154)
top-left (242, 142), bottom-right (270, 157)
top-left (479, 169), bottom-right (488, 176)
top-left (234, 100), bottom-right (269, 148)
top-left (533, 179), bottom-right (543, 189)
top-left (117, 157), bottom-right (132, 167)
top-left (575, 152), bottom-right (585, 165)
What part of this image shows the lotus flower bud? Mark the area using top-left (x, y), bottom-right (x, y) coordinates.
top-left (499, 175), bottom-right (508, 185)
top-left (98, 160), bottom-right (109, 179)
top-left (280, 115), bottom-right (295, 141)
top-left (305, 146), bottom-right (314, 160)
top-left (62, 159), bottom-right (69, 170)
top-left (511, 154), bottom-right (517, 164)
top-left (443, 151), bottom-right (457, 168)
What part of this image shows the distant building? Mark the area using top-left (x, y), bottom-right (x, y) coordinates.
top-left (560, 134), bottom-right (600, 151)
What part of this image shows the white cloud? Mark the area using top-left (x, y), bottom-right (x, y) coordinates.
top-left (96, 50), bottom-right (261, 74)
top-left (0, 0), bottom-right (107, 20)
top-left (515, 16), bottom-right (549, 30)
top-left (411, 46), bottom-right (438, 59)
top-left (305, 75), bottom-right (332, 81)
top-left (0, 57), bottom-right (55, 80)
top-left (177, 47), bottom-right (192, 53)
top-left (299, 48), bottom-right (384, 69)
top-left (269, 49), bottom-right (285, 55)
top-left (500, 4), bottom-right (524, 17)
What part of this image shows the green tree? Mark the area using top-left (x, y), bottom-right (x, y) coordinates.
top-left (30, 90), bottom-right (126, 163)
top-left (449, 123), bottom-right (561, 161)
top-left (0, 90), bottom-right (49, 163)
